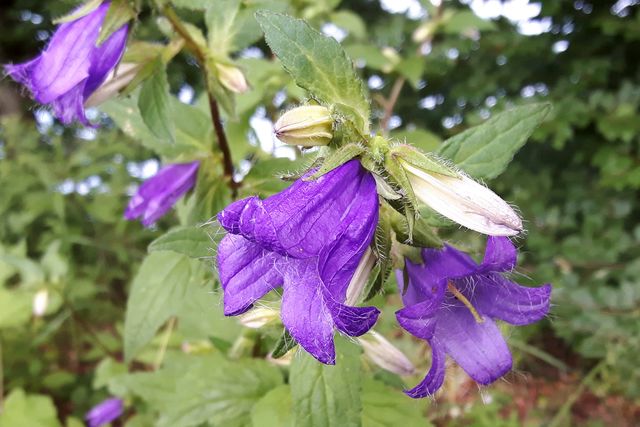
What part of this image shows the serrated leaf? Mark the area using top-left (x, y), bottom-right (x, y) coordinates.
top-left (305, 144), bottom-right (365, 181)
top-left (361, 380), bottom-right (428, 427)
top-left (124, 251), bottom-right (195, 361)
top-left (52, 0), bottom-right (102, 24)
top-left (290, 338), bottom-right (362, 427)
top-left (149, 226), bottom-right (214, 258)
top-left (138, 58), bottom-right (175, 144)
top-left (124, 353), bottom-right (283, 427)
top-left (438, 103), bottom-right (552, 180)
top-left (97, 0), bottom-right (135, 45)
top-left (256, 11), bottom-right (370, 134)
top-left (272, 328), bottom-right (298, 358)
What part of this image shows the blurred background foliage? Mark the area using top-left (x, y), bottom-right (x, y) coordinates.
top-left (1, 0), bottom-right (639, 426)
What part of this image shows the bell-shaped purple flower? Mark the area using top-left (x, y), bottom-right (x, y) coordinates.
top-left (396, 237), bottom-right (551, 398)
top-left (125, 161), bottom-right (199, 227)
top-left (5, 2), bottom-right (128, 125)
top-left (85, 397), bottom-right (123, 427)
top-left (217, 159), bottom-right (380, 364)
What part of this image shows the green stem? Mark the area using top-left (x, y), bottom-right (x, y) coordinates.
top-left (154, 317), bottom-right (176, 370)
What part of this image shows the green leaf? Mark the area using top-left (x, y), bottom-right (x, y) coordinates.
top-left (290, 338), bottom-right (362, 427)
top-left (125, 354), bottom-right (283, 427)
top-left (251, 385), bottom-right (294, 427)
top-left (97, 0), bottom-right (135, 45)
top-left (391, 128), bottom-right (441, 152)
top-left (330, 11), bottom-right (367, 40)
top-left (52, 0), bottom-right (102, 24)
top-left (206, 0), bottom-right (241, 54)
top-left (438, 103), bottom-right (552, 180)
top-left (361, 380), bottom-right (428, 427)
top-left (271, 328), bottom-right (298, 358)
top-left (443, 10), bottom-right (496, 34)
top-left (138, 58), bottom-right (175, 144)
top-left (0, 389), bottom-right (62, 427)
top-left (124, 251), bottom-right (195, 361)
top-left (256, 11), bottom-right (370, 134)
top-left (0, 288), bottom-right (33, 329)
top-left (149, 226), bottom-right (214, 258)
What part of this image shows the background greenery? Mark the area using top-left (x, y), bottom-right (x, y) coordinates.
top-left (1, 0), bottom-right (639, 426)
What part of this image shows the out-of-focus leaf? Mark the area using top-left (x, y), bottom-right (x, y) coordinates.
top-left (361, 379), bottom-right (428, 426)
top-left (124, 353), bottom-right (283, 427)
top-left (438, 103), bottom-right (552, 180)
top-left (0, 288), bottom-right (33, 329)
top-left (0, 389), bottom-right (62, 427)
top-left (251, 385), bottom-right (294, 427)
top-left (124, 251), bottom-right (196, 361)
top-left (97, 0), bottom-right (135, 45)
top-left (138, 58), bottom-right (175, 144)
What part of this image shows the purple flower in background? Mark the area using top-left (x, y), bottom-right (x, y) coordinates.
top-left (217, 160), bottom-right (380, 364)
top-left (5, 2), bottom-right (128, 125)
top-left (125, 161), bottom-right (199, 227)
top-left (396, 237), bottom-right (551, 398)
top-left (85, 397), bottom-right (123, 427)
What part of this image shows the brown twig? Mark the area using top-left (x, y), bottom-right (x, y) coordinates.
top-left (162, 4), bottom-right (237, 197)
top-left (380, 76), bottom-right (406, 134)
top-left (207, 88), bottom-right (238, 197)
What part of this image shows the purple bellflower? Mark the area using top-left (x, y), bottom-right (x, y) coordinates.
top-left (85, 397), bottom-right (124, 427)
top-left (217, 159), bottom-right (380, 364)
top-left (5, 2), bottom-right (128, 125)
top-left (396, 236), bottom-right (551, 398)
top-left (125, 161), bottom-right (199, 227)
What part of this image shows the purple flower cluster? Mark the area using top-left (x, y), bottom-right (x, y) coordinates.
top-left (5, 2), bottom-right (128, 125)
top-left (396, 237), bottom-right (551, 397)
top-left (85, 397), bottom-right (123, 427)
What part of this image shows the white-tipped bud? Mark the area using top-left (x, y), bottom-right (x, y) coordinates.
top-left (85, 63), bottom-right (140, 107)
top-left (216, 63), bottom-right (249, 94)
top-left (274, 105), bottom-right (333, 147)
top-left (358, 331), bottom-right (415, 376)
top-left (238, 307), bottom-right (280, 329)
top-left (33, 289), bottom-right (49, 317)
top-left (345, 248), bottom-right (376, 306)
top-left (401, 161), bottom-right (523, 236)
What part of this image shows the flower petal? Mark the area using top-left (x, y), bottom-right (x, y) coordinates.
top-left (125, 161), bottom-right (199, 226)
top-left (435, 302), bottom-right (512, 385)
top-left (218, 160), bottom-right (375, 258)
top-left (472, 274), bottom-right (552, 325)
top-left (29, 3), bottom-right (110, 103)
top-left (479, 236), bottom-right (517, 273)
top-left (404, 337), bottom-right (446, 398)
top-left (51, 82), bottom-right (88, 125)
top-left (281, 259), bottom-right (335, 364)
top-left (84, 24), bottom-right (129, 96)
top-left (217, 234), bottom-right (283, 316)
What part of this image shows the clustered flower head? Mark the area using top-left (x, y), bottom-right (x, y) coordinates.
top-left (5, 1), bottom-right (128, 125)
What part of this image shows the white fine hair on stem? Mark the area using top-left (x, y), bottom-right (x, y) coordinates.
top-left (401, 161), bottom-right (523, 236)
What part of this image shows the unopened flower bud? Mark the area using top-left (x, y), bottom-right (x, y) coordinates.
top-left (345, 248), bottom-right (376, 306)
top-left (401, 160), bottom-right (523, 236)
top-left (358, 331), bottom-right (415, 376)
top-left (33, 289), bottom-right (49, 317)
top-left (274, 105), bottom-right (333, 147)
top-left (216, 63), bottom-right (249, 94)
top-left (238, 307), bottom-right (280, 329)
